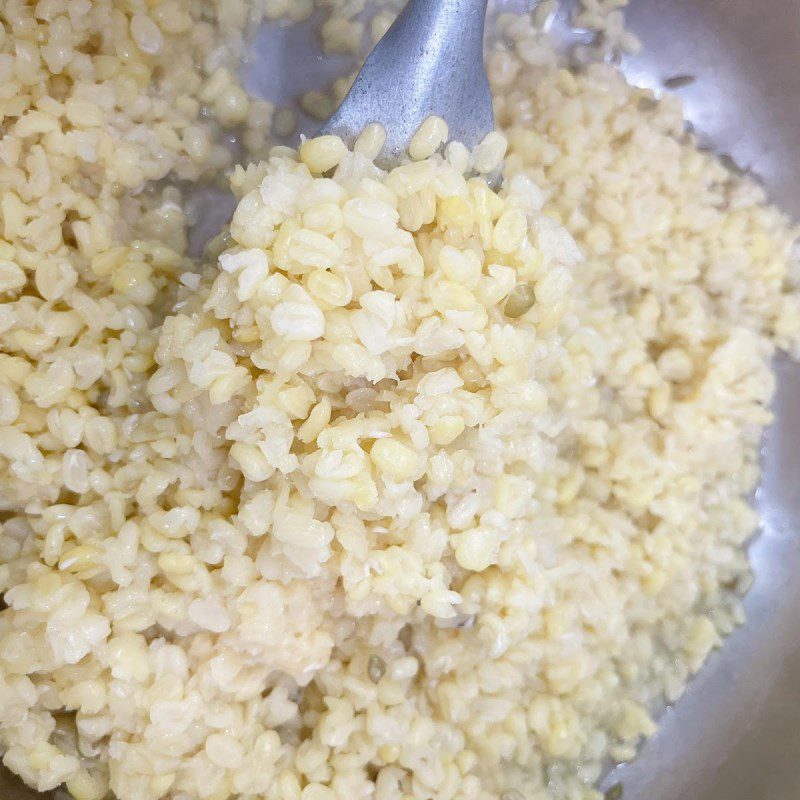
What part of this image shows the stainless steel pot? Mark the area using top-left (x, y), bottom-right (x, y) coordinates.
top-left (3, 2), bottom-right (800, 798)
top-left (606, 2), bottom-right (800, 798)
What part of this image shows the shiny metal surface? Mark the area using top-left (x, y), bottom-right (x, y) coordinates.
top-left (319, 0), bottom-right (493, 162)
top-left (4, 2), bottom-right (800, 799)
top-left (603, 2), bottom-right (800, 797)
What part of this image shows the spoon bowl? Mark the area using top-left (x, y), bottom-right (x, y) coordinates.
top-left (318, 0), bottom-right (493, 164)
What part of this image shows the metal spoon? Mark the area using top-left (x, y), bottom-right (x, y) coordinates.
top-left (192, 0), bottom-right (493, 257)
top-left (318, 0), bottom-right (493, 163)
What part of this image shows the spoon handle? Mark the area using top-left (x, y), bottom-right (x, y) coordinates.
top-left (320, 0), bottom-right (493, 162)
